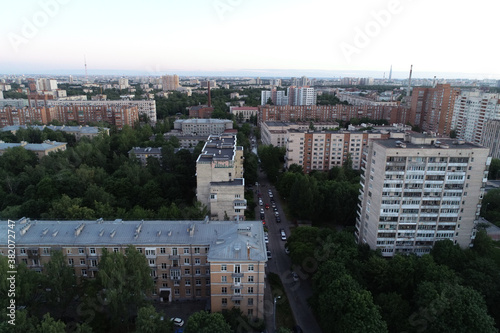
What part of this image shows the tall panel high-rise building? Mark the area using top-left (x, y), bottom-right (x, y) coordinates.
top-left (451, 91), bottom-right (500, 145)
top-left (161, 74), bottom-right (179, 91)
top-left (409, 84), bottom-right (460, 135)
top-left (356, 133), bottom-right (490, 257)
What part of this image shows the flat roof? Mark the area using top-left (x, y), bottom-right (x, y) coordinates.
top-left (0, 219), bottom-right (266, 262)
top-left (197, 134), bottom-right (237, 162)
top-left (374, 138), bottom-right (484, 150)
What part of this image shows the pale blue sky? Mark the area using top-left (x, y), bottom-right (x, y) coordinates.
top-left (1, 0), bottom-right (499, 79)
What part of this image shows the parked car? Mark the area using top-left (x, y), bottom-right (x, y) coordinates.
top-left (275, 211), bottom-right (279, 217)
top-left (292, 272), bottom-right (299, 282)
top-left (284, 247), bottom-right (290, 255)
top-left (267, 250), bottom-right (272, 259)
top-left (260, 208), bottom-right (265, 214)
top-left (275, 216), bottom-right (281, 223)
top-left (260, 213), bottom-right (265, 220)
top-left (265, 203), bottom-right (270, 209)
top-left (280, 229), bottom-right (286, 241)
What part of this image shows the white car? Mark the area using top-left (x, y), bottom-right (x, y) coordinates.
top-left (170, 318), bottom-right (184, 327)
top-left (260, 208), bottom-right (265, 214)
top-left (264, 235), bottom-right (269, 243)
top-left (280, 231), bottom-right (286, 241)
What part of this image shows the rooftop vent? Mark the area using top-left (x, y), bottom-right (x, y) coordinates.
top-left (99, 229), bottom-right (105, 237)
top-left (20, 223), bottom-right (32, 236)
top-left (110, 229), bottom-right (116, 238)
top-left (74, 223), bottom-right (85, 236)
top-left (52, 230), bottom-right (59, 237)
top-left (41, 228), bottom-right (49, 236)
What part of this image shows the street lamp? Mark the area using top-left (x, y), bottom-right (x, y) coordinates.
top-left (273, 296), bottom-right (281, 332)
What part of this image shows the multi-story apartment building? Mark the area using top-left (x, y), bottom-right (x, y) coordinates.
top-left (0, 218), bottom-right (267, 319)
top-left (258, 104), bottom-right (409, 125)
top-left (0, 140), bottom-right (67, 158)
top-left (0, 104), bottom-right (138, 129)
top-left (118, 78), bottom-right (129, 90)
top-left (356, 133), bottom-right (490, 257)
top-left (261, 121), bottom-right (340, 148)
top-left (196, 134), bottom-right (245, 221)
top-left (161, 75), bottom-right (179, 91)
top-left (173, 119), bottom-right (233, 136)
top-left (261, 89), bottom-right (288, 106)
top-left (27, 99), bottom-right (157, 123)
top-left (337, 92), bottom-right (399, 106)
top-left (481, 120), bottom-right (500, 159)
top-left (260, 87), bottom-right (317, 106)
top-left (229, 107), bottom-right (259, 122)
top-left (0, 125), bottom-right (109, 140)
top-left (409, 84), bottom-right (461, 135)
top-left (451, 91), bottom-right (500, 144)
top-left (285, 130), bottom-right (387, 172)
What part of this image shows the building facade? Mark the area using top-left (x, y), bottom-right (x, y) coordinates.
top-left (481, 120), bottom-right (500, 159)
top-left (409, 84), bottom-right (461, 135)
top-left (196, 134), bottom-right (246, 221)
top-left (0, 218), bottom-right (267, 319)
top-left (285, 130), bottom-right (387, 172)
top-left (258, 104), bottom-right (409, 125)
top-left (230, 106), bottom-right (259, 122)
top-left (356, 133), bottom-right (490, 257)
top-left (0, 125), bottom-right (109, 140)
top-left (451, 91), bottom-right (500, 145)
top-left (173, 119), bottom-right (233, 136)
top-left (161, 75), bottom-right (179, 91)
top-left (128, 147), bottom-right (163, 166)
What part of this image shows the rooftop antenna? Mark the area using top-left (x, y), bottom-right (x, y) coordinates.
top-left (84, 55), bottom-right (88, 83)
top-left (407, 64), bottom-right (413, 98)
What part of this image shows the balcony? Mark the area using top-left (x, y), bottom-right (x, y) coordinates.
top-left (169, 255), bottom-right (180, 260)
top-left (232, 272), bottom-right (244, 278)
top-left (231, 295), bottom-right (244, 301)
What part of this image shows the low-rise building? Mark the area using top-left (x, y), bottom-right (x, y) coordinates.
top-left (128, 147), bottom-right (163, 166)
top-left (0, 125), bottom-right (109, 140)
top-left (0, 218), bottom-right (267, 319)
top-left (0, 140), bottom-right (67, 158)
top-left (173, 119), bottom-right (233, 136)
top-left (230, 106), bottom-right (258, 122)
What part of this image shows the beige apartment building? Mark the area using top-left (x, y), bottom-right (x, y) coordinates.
top-left (481, 120), bottom-right (500, 159)
top-left (173, 119), bottom-right (233, 136)
top-left (230, 107), bottom-right (259, 122)
top-left (0, 218), bottom-right (267, 319)
top-left (261, 121), bottom-right (340, 148)
top-left (356, 133), bottom-right (490, 257)
top-left (285, 130), bottom-right (387, 172)
top-left (196, 134), bottom-right (246, 220)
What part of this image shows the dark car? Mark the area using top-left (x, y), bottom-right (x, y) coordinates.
top-left (260, 213), bottom-right (265, 220)
top-left (275, 216), bottom-right (281, 223)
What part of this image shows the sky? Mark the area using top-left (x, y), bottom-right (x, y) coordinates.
top-left (1, 0), bottom-right (499, 79)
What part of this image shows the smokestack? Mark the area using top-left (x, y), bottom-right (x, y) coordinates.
top-left (207, 81), bottom-right (211, 108)
top-left (407, 65), bottom-right (413, 98)
top-left (432, 76), bottom-right (437, 88)
top-left (389, 64), bottom-right (392, 80)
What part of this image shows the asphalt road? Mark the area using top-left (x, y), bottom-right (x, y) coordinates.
top-left (255, 171), bottom-right (323, 333)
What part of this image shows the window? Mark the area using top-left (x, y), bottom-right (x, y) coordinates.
top-left (184, 269), bottom-right (190, 275)
top-left (222, 287), bottom-right (227, 294)
top-left (174, 289), bottom-right (180, 295)
top-left (222, 298), bottom-right (227, 306)
top-left (162, 273), bottom-right (168, 279)
top-left (248, 309), bottom-right (253, 316)
top-left (248, 276), bottom-right (254, 282)
top-left (80, 259), bottom-right (85, 265)
top-left (248, 264), bottom-right (254, 271)
top-left (145, 249), bottom-right (155, 256)
top-left (234, 300), bottom-right (240, 306)
top-left (149, 259), bottom-right (155, 266)
top-left (234, 288), bottom-right (241, 295)
top-left (81, 269), bottom-right (87, 277)
top-left (194, 247), bottom-right (200, 254)
top-left (68, 258), bottom-right (74, 265)
top-left (234, 264), bottom-right (240, 273)
top-left (221, 265), bottom-right (227, 271)
top-left (195, 268), bottom-right (201, 275)
top-left (185, 280), bottom-right (191, 286)
top-left (89, 248), bottom-right (96, 254)
top-left (186, 289), bottom-right (191, 295)
top-left (206, 268), bottom-right (210, 274)
top-left (210, 194), bottom-right (217, 199)
top-left (78, 248), bottom-right (84, 254)
top-left (184, 248), bottom-right (189, 254)
top-left (248, 298), bottom-right (254, 306)
top-left (172, 248), bottom-right (178, 255)
top-left (222, 276), bottom-right (227, 282)
top-left (89, 259), bottom-right (98, 267)
top-left (234, 277), bottom-right (241, 285)
top-left (196, 279), bottom-right (201, 286)
top-left (161, 263), bottom-right (167, 269)
top-left (195, 258), bottom-right (201, 265)
top-left (206, 278), bottom-right (210, 285)
top-left (42, 248), bottom-right (50, 254)
top-left (184, 258), bottom-right (190, 265)
top-left (248, 287), bottom-right (254, 294)
top-left (20, 248), bottom-right (26, 254)
top-left (160, 247), bottom-right (166, 254)
top-left (113, 248), bottom-right (119, 253)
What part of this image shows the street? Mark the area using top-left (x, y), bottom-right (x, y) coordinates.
top-left (255, 170), bottom-right (323, 333)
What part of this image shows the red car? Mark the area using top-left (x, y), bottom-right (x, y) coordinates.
top-left (265, 204), bottom-right (270, 209)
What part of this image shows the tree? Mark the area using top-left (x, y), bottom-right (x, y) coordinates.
top-left (44, 250), bottom-right (77, 314)
top-left (184, 311), bottom-right (231, 333)
top-left (412, 282), bottom-right (497, 333)
top-left (488, 158), bottom-right (500, 180)
top-left (135, 305), bottom-right (172, 333)
top-left (36, 313), bottom-right (66, 333)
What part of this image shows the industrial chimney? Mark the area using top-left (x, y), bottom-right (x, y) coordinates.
top-left (407, 65), bottom-right (413, 98)
top-left (207, 81), bottom-right (211, 107)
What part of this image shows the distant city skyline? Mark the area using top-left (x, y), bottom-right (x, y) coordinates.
top-left (1, 0), bottom-right (499, 80)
